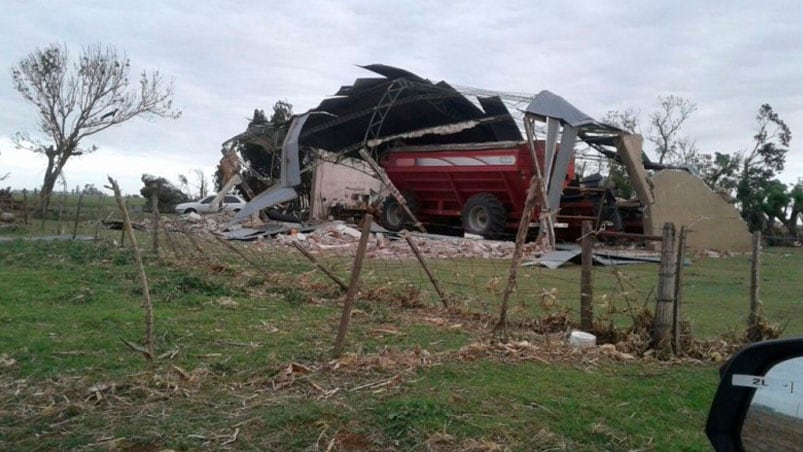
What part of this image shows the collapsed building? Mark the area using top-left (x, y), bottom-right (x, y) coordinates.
top-left (218, 64), bottom-right (751, 252)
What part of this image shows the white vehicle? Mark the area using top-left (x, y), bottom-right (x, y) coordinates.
top-left (174, 194), bottom-right (247, 215)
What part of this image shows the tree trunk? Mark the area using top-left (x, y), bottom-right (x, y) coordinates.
top-left (40, 156), bottom-right (69, 216)
top-left (40, 157), bottom-right (58, 217)
top-left (39, 146), bottom-right (73, 216)
top-left (785, 209), bottom-right (801, 238)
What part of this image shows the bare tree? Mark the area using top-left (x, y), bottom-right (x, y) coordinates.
top-left (191, 168), bottom-right (208, 198)
top-left (602, 107), bottom-right (641, 134)
top-left (11, 43), bottom-right (180, 212)
top-left (177, 173), bottom-right (191, 198)
top-left (648, 95), bottom-right (697, 164)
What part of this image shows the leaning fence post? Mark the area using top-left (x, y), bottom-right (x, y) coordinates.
top-left (580, 220), bottom-right (594, 331)
top-left (748, 231), bottom-right (762, 338)
top-left (673, 225), bottom-right (688, 353)
top-left (107, 176), bottom-right (155, 359)
top-left (291, 241), bottom-right (349, 292)
top-left (404, 233), bottom-right (448, 308)
top-left (333, 214), bottom-right (373, 358)
top-left (495, 176), bottom-right (541, 337)
top-left (653, 222), bottom-right (676, 352)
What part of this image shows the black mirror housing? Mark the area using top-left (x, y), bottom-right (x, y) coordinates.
top-left (706, 337), bottom-right (803, 451)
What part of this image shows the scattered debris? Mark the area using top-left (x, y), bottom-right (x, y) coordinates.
top-left (216, 297), bottom-right (239, 309)
top-left (525, 244), bottom-right (670, 268)
top-left (0, 353), bottom-right (16, 368)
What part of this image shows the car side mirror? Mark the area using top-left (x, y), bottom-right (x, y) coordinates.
top-left (706, 337), bottom-right (803, 451)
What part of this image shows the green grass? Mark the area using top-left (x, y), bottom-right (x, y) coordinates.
top-left (8, 190), bottom-right (145, 226)
top-left (0, 238), bottom-right (800, 450)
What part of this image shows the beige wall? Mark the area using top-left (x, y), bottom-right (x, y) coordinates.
top-left (649, 170), bottom-right (752, 252)
top-left (310, 158), bottom-right (382, 220)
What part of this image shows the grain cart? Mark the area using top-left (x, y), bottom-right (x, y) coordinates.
top-left (378, 140), bottom-right (621, 239)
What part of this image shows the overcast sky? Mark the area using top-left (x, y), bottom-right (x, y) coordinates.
top-left (0, 0), bottom-right (801, 195)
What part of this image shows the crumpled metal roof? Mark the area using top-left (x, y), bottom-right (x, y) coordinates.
top-left (298, 65), bottom-right (522, 157)
top-left (525, 90), bottom-right (623, 136)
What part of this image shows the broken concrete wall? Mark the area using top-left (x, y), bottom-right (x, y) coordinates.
top-left (649, 170), bottom-right (751, 252)
top-left (310, 156), bottom-right (382, 220)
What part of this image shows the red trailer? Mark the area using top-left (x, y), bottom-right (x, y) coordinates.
top-left (379, 141), bottom-right (590, 238)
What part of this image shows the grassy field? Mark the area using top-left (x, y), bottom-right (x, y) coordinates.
top-left (0, 232), bottom-right (800, 450)
top-left (6, 191), bottom-right (146, 224)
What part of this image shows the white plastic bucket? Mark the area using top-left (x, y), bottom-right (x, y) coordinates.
top-left (569, 330), bottom-right (597, 348)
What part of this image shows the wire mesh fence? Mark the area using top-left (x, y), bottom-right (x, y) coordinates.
top-left (4, 189), bottom-right (800, 346)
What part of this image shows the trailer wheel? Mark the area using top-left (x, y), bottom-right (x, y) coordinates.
top-left (462, 193), bottom-right (506, 239)
top-left (380, 192), bottom-right (418, 231)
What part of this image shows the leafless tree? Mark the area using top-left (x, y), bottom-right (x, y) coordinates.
top-left (177, 173), bottom-right (191, 198)
top-left (602, 107), bottom-right (641, 134)
top-left (648, 95), bottom-right (697, 164)
top-left (11, 43), bottom-right (180, 213)
top-left (191, 168), bottom-right (208, 198)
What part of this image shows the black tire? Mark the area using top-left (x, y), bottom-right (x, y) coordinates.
top-left (184, 208), bottom-right (197, 214)
top-left (462, 193), bottom-right (506, 239)
top-left (380, 192), bottom-right (418, 231)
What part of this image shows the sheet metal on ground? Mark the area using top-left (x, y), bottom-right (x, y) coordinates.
top-left (525, 244), bottom-right (668, 269)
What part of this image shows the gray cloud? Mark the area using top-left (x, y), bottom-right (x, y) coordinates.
top-left (1, 0), bottom-right (800, 194)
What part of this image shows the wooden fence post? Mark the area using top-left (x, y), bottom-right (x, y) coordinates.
top-left (404, 233), bottom-right (448, 308)
top-left (72, 193), bottom-right (84, 239)
top-left (291, 241), bottom-right (349, 292)
top-left (673, 225), bottom-right (688, 353)
top-left (580, 220), bottom-right (594, 331)
top-left (653, 222), bottom-right (676, 352)
top-left (22, 189), bottom-right (29, 225)
top-left (120, 198), bottom-right (127, 247)
top-left (39, 189), bottom-right (46, 232)
top-left (152, 189), bottom-right (160, 255)
top-left (94, 195), bottom-right (103, 241)
top-left (57, 191), bottom-right (66, 234)
top-left (495, 176), bottom-right (541, 336)
top-left (748, 231), bottom-right (762, 330)
top-left (107, 177), bottom-right (154, 359)
top-left (333, 214), bottom-right (373, 358)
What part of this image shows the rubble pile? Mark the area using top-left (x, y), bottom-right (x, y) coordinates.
top-left (271, 222), bottom-right (546, 260)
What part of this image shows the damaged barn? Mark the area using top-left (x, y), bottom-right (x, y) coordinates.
top-left (218, 64), bottom-right (751, 252)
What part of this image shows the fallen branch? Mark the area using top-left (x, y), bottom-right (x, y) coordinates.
top-left (120, 337), bottom-right (153, 360)
top-left (221, 428), bottom-right (240, 446)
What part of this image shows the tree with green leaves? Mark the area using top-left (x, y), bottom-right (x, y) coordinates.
top-left (11, 43), bottom-right (180, 213)
top-left (732, 104), bottom-right (792, 232)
